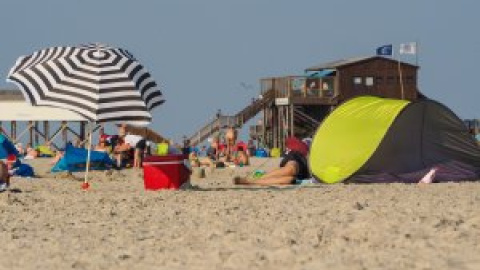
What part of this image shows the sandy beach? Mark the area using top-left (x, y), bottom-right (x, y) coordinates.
top-left (1, 157), bottom-right (479, 270)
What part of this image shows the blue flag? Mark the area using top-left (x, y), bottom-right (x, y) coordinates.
top-left (376, 44), bottom-right (393, 56)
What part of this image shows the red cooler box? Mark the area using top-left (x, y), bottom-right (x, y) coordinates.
top-left (143, 155), bottom-right (191, 190)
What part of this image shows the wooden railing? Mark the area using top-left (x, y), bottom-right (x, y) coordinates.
top-left (234, 88), bottom-right (276, 126)
top-left (260, 76), bottom-right (337, 99)
top-left (187, 116), bottom-right (235, 146)
top-left (187, 89), bottom-right (276, 146)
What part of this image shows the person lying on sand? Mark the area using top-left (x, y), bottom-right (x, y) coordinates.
top-left (24, 148), bottom-right (40, 160)
top-left (234, 137), bottom-right (309, 186)
top-left (233, 136), bottom-right (443, 186)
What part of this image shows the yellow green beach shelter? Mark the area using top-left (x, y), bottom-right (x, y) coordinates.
top-left (309, 96), bottom-right (480, 184)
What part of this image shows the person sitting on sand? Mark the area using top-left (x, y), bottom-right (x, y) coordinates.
top-left (247, 139), bottom-right (256, 157)
top-left (123, 133), bottom-right (146, 168)
top-left (234, 137), bottom-right (310, 186)
top-left (0, 160), bottom-right (10, 192)
top-left (15, 143), bottom-right (25, 156)
top-left (225, 126), bottom-right (237, 161)
top-left (95, 136), bottom-right (110, 153)
top-left (112, 137), bottom-right (132, 168)
top-left (207, 137), bottom-right (220, 161)
top-left (6, 154), bottom-right (35, 178)
top-left (188, 151), bottom-right (214, 168)
top-left (233, 146), bottom-right (249, 167)
top-left (198, 145), bottom-right (208, 157)
top-left (100, 134), bottom-right (119, 150)
top-left (182, 138), bottom-right (192, 156)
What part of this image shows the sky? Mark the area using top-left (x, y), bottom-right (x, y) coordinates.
top-left (1, 0), bottom-right (479, 142)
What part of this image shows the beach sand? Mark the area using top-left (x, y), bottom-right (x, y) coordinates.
top-left (1, 157), bottom-right (480, 270)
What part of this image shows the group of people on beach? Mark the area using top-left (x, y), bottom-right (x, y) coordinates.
top-left (181, 124), bottom-right (313, 186)
top-left (186, 126), bottom-right (251, 169)
top-left (2, 119), bottom-right (462, 193)
top-left (14, 143), bottom-right (44, 160)
top-left (95, 124), bottom-right (150, 169)
top-left (0, 123), bottom-right (153, 192)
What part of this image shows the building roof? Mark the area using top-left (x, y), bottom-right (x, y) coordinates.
top-left (305, 56), bottom-right (419, 71)
top-left (0, 89), bottom-right (24, 101)
top-left (0, 88), bottom-right (86, 121)
top-left (0, 100), bottom-right (86, 121)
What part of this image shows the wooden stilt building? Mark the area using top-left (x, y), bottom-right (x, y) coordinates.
top-left (187, 56), bottom-right (420, 151)
top-left (0, 90), bottom-right (169, 149)
top-left (251, 56), bottom-right (420, 150)
top-left (0, 90), bottom-right (89, 149)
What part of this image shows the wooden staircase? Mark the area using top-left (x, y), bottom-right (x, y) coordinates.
top-left (293, 106), bottom-right (321, 138)
top-left (187, 89), bottom-right (276, 146)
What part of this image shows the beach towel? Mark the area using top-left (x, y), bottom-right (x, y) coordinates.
top-left (294, 178), bottom-right (319, 185)
top-left (36, 145), bottom-right (55, 157)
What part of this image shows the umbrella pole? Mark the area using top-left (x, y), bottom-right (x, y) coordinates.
top-left (84, 121), bottom-right (93, 187)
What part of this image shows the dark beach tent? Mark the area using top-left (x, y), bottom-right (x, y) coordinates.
top-left (309, 96), bottom-right (480, 184)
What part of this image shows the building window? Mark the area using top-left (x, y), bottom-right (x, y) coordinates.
top-left (376, 76), bottom-right (383, 85)
top-left (353, 77), bottom-right (362, 85)
top-left (305, 78), bottom-right (320, 97)
top-left (365, 77), bottom-right (374, 86)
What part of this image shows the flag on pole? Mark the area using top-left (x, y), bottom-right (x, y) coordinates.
top-left (399, 42), bottom-right (417, 54)
top-left (376, 44), bottom-right (393, 56)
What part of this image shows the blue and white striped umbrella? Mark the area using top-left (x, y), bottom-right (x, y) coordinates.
top-left (7, 43), bottom-right (165, 126)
